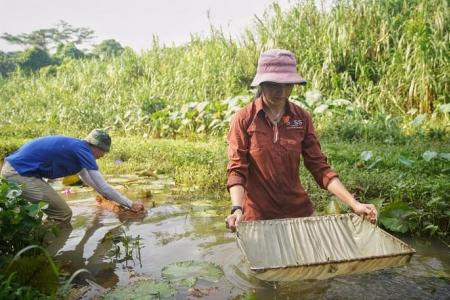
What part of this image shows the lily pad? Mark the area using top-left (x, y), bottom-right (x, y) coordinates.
top-left (103, 280), bottom-right (175, 300)
top-left (161, 260), bottom-right (224, 287)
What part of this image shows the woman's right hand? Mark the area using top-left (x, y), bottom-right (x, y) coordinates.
top-left (225, 209), bottom-right (243, 232)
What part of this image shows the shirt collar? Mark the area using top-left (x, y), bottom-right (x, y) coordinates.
top-left (255, 96), bottom-right (295, 119)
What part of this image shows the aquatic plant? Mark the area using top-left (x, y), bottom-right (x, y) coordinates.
top-left (103, 279), bottom-right (175, 300)
top-left (161, 260), bottom-right (224, 287)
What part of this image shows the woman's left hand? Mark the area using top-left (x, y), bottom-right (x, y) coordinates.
top-left (352, 202), bottom-right (377, 222)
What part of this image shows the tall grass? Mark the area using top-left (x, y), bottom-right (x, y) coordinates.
top-left (0, 0), bottom-right (448, 135)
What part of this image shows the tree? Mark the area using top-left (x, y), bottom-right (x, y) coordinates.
top-left (0, 51), bottom-right (18, 77)
top-left (92, 39), bottom-right (124, 58)
top-left (54, 43), bottom-right (85, 60)
top-left (1, 21), bottom-right (94, 51)
top-left (18, 47), bottom-right (53, 72)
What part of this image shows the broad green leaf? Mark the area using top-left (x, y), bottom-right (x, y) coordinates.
top-left (161, 260), bottom-right (224, 287)
top-left (305, 90), bottom-right (322, 107)
top-left (438, 153), bottom-right (450, 160)
top-left (379, 201), bottom-right (417, 233)
top-left (422, 151), bottom-right (438, 161)
top-left (399, 155), bottom-right (414, 167)
top-left (331, 99), bottom-right (352, 107)
top-left (438, 103), bottom-right (450, 113)
top-left (410, 114), bottom-right (426, 128)
top-left (313, 104), bottom-right (329, 114)
top-left (360, 151), bottom-right (373, 162)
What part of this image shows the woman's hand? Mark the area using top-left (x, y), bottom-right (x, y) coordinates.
top-left (352, 202), bottom-right (377, 222)
top-left (225, 209), bottom-right (243, 232)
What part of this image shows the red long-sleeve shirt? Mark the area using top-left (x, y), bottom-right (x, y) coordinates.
top-left (227, 97), bottom-right (338, 221)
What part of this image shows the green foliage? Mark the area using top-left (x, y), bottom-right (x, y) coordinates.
top-left (93, 39), bottom-right (124, 58)
top-left (0, 179), bottom-right (45, 258)
top-left (18, 47), bottom-right (53, 72)
top-left (54, 43), bottom-right (85, 60)
top-left (379, 201), bottom-right (418, 233)
top-left (4, 254), bottom-right (59, 295)
top-left (1, 20), bottom-right (94, 50)
top-left (0, 273), bottom-right (47, 300)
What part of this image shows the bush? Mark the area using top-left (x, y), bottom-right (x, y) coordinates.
top-left (0, 179), bottom-right (45, 260)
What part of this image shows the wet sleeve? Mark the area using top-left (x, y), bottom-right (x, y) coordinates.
top-left (226, 111), bottom-right (250, 191)
top-left (301, 112), bottom-right (338, 189)
top-left (79, 169), bottom-right (133, 208)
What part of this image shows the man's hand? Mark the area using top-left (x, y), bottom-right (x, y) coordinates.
top-left (352, 202), bottom-right (377, 222)
top-left (225, 209), bottom-right (243, 232)
top-left (130, 201), bottom-right (145, 212)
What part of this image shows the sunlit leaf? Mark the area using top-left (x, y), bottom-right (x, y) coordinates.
top-left (422, 151), bottom-right (438, 161)
top-left (438, 153), bottom-right (450, 160)
top-left (313, 104), bottom-right (329, 114)
top-left (438, 103), bottom-right (450, 113)
top-left (410, 114), bottom-right (426, 128)
top-left (360, 151), bottom-right (373, 162)
top-left (331, 99), bottom-right (352, 107)
top-left (305, 90), bottom-right (322, 107)
top-left (399, 155), bottom-right (414, 167)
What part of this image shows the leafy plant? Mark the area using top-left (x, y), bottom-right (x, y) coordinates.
top-left (379, 201), bottom-right (418, 233)
top-left (0, 179), bottom-right (46, 258)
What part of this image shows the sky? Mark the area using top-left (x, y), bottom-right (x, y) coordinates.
top-left (0, 0), bottom-right (297, 52)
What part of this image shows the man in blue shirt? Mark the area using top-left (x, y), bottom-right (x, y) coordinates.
top-left (1, 129), bottom-right (144, 222)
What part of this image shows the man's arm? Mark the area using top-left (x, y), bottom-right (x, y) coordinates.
top-left (79, 169), bottom-right (143, 211)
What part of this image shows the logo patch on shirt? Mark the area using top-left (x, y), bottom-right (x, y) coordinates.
top-left (286, 119), bottom-right (304, 129)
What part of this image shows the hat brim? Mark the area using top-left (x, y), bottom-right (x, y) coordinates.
top-left (251, 73), bottom-right (307, 87)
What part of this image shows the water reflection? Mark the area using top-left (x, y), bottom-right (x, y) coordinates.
top-left (44, 175), bottom-right (449, 299)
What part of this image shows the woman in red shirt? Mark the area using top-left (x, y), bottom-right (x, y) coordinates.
top-left (226, 49), bottom-right (377, 231)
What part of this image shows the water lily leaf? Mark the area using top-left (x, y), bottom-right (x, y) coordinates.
top-left (360, 151), bottom-right (373, 162)
top-left (399, 155), bottom-right (414, 167)
top-left (161, 261), bottom-right (224, 287)
top-left (104, 280), bottom-right (175, 300)
top-left (379, 201), bottom-right (417, 233)
top-left (410, 114), bottom-right (426, 128)
top-left (313, 104), bottom-right (329, 114)
top-left (438, 153), bottom-right (450, 161)
top-left (422, 151), bottom-right (438, 161)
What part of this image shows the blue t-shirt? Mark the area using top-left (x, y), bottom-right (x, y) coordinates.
top-left (6, 136), bottom-right (98, 179)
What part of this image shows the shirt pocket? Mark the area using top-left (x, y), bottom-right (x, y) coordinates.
top-left (279, 129), bottom-right (304, 154)
top-left (247, 128), bottom-right (269, 152)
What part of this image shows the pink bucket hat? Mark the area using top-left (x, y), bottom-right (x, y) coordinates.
top-left (250, 49), bottom-right (306, 87)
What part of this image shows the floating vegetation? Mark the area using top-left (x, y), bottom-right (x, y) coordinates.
top-left (103, 279), bottom-right (175, 300)
top-left (161, 260), bottom-right (224, 287)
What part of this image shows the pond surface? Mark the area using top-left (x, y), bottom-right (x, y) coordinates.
top-left (49, 175), bottom-right (450, 299)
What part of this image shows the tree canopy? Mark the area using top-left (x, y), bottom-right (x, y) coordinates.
top-left (1, 20), bottom-right (94, 51)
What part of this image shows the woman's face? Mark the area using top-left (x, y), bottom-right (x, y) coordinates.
top-left (261, 82), bottom-right (294, 106)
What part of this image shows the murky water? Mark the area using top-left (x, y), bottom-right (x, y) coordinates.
top-left (48, 175), bottom-right (450, 299)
